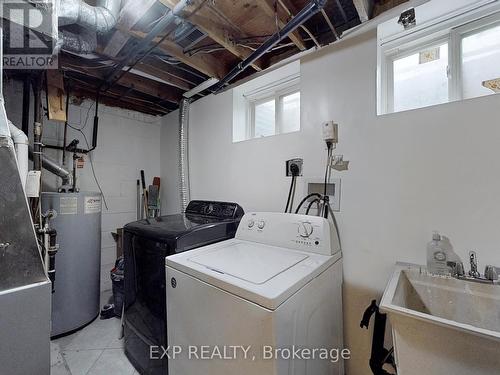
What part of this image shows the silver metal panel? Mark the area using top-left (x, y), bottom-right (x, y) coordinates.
top-left (42, 192), bottom-right (102, 336)
top-left (0, 130), bottom-right (47, 292)
top-left (0, 281), bottom-right (51, 375)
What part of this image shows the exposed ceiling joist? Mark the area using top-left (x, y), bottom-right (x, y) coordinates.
top-left (254, 0), bottom-right (307, 51)
top-left (60, 56), bottom-right (183, 103)
top-left (134, 62), bottom-right (192, 91)
top-left (353, 0), bottom-right (374, 22)
top-left (125, 29), bottom-right (229, 79)
top-left (159, 0), bottom-right (264, 71)
top-left (73, 87), bottom-right (168, 116)
top-left (103, 0), bottom-right (158, 57)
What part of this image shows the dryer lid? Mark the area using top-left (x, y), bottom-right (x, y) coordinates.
top-left (189, 242), bottom-right (308, 284)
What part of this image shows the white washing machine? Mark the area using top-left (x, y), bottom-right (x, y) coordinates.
top-left (166, 212), bottom-right (343, 375)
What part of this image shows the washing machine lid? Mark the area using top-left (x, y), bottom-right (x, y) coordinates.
top-left (166, 239), bottom-right (341, 310)
top-left (189, 241), bottom-right (308, 284)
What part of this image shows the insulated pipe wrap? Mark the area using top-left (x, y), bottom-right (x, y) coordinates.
top-left (178, 98), bottom-right (191, 213)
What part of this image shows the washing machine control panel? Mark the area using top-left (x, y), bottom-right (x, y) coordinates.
top-left (236, 212), bottom-right (340, 256)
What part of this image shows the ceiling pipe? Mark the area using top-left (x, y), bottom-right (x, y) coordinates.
top-left (210, 0), bottom-right (327, 93)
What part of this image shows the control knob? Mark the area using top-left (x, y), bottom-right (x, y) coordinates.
top-left (247, 219), bottom-right (255, 228)
top-left (298, 222), bottom-right (314, 238)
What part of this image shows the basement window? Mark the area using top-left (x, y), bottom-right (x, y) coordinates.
top-left (249, 89), bottom-right (300, 139)
top-left (378, 3), bottom-right (500, 115)
top-left (233, 61), bottom-right (301, 142)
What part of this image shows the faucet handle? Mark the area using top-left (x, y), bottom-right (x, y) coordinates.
top-left (455, 262), bottom-right (465, 277)
top-left (484, 265), bottom-right (499, 281)
top-left (448, 261), bottom-right (465, 277)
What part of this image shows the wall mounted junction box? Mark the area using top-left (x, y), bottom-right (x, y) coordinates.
top-left (304, 178), bottom-right (341, 212)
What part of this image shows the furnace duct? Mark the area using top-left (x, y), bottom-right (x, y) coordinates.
top-left (179, 98), bottom-right (191, 212)
top-left (58, 0), bottom-right (122, 34)
top-left (58, 0), bottom-right (121, 53)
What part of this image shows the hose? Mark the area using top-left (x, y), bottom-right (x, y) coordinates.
top-left (284, 175), bottom-right (297, 213)
top-left (295, 193), bottom-right (322, 214)
top-left (306, 198), bottom-right (321, 215)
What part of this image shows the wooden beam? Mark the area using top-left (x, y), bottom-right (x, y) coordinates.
top-left (124, 29), bottom-right (228, 79)
top-left (142, 56), bottom-right (202, 85)
top-left (46, 70), bottom-right (67, 122)
top-left (72, 87), bottom-right (168, 116)
top-left (255, 0), bottom-right (306, 51)
top-left (103, 0), bottom-right (158, 57)
top-left (134, 62), bottom-right (192, 91)
top-left (159, 0), bottom-right (263, 71)
top-left (352, 0), bottom-right (374, 22)
top-left (60, 55), bottom-right (183, 103)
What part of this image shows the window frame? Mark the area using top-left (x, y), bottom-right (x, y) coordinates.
top-left (246, 82), bottom-right (300, 139)
top-left (379, 6), bottom-right (500, 115)
top-left (384, 35), bottom-right (451, 113)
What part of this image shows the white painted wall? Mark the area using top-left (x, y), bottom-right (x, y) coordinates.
top-left (161, 28), bottom-right (500, 374)
top-left (3, 79), bottom-right (161, 292)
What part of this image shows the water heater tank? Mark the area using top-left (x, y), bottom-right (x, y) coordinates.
top-left (42, 192), bottom-right (102, 337)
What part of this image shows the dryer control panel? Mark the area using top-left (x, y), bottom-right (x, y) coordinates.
top-left (236, 212), bottom-right (340, 256)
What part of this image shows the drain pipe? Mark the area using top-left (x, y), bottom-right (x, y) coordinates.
top-left (211, 0), bottom-right (326, 93)
top-left (7, 120), bottom-right (29, 190)
top-left (178, 98), bottom-right (191, 212)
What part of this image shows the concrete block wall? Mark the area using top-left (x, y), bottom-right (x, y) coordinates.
top-left (3, 78), bottom-right (162, 292)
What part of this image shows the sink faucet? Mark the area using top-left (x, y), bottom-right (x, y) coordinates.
top-left (468, 251), bottom-right (481, 278)
top-left (451, 251), bottom-right (500, 285)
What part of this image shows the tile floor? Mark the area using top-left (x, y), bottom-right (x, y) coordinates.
top-left (50, 291), bottom-right (138, 375)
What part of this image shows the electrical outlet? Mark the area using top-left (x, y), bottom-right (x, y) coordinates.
top-left (286, 158), bottom-right (303, 177)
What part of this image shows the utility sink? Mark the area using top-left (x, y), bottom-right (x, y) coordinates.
top-left (381, 263), bottom-right (500, 375)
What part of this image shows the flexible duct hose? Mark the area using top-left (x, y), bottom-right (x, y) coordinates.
top-left (178, 98), bottom-right (191, 212)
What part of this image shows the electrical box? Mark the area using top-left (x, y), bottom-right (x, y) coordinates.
top-left (305, 178), bottom-right (341, 211)
top-left (322, 121), bottom-right (338, 143)
top-left (286, 158), bottom-right (303, 177)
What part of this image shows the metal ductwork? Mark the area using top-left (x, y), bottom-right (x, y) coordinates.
top-left (58, 0), bottom-right (122, 34)
top-left (58, 0), bottom-right (121, 53)
top-left (178, 98), bottom-right (191, 212)
top-left (28, 147), bottom-right (72, 186)
top-left (59, 29), bottom-right (97, 54)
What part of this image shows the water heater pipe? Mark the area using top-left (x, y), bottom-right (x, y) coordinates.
top-left (28, 146), bottom-right (72, 186)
